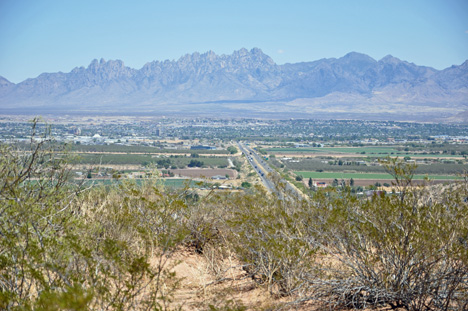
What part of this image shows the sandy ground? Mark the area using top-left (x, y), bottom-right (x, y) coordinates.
top-left (166, 248), bottom-right (274, 310)
top-left (159, 248), bottom-right (401, 311)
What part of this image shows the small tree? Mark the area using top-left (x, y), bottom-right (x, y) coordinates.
top-left (241, 181), bottom-right (252, 188)
top-left (227, 146), bottom-right (238, 154)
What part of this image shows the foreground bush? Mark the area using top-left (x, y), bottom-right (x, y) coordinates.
top-left (1, 121), bottom-right (466, 310)
top-left (303, 160), bottom-right (468, 310)
top-left (224, 192), bottom-right (316, 297)
top-left (0, 121), bottom-right (187, 310)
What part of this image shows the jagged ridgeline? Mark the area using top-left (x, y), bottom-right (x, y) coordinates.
top-left (0, 48), bottom-right (467, 121)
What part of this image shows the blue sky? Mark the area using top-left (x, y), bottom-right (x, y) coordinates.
top-left (1, 0), bottom-right (467, 83)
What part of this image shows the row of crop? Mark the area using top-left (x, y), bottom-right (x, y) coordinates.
top-left (282, 158), bottom-right (466, 175)
top-left (72, 153), bottom-right (229, 168)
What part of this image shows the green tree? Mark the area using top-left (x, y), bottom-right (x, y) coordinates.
top-left (241, 181), bottom-right (252, 188)
top-left (188, 159), bottom-right (204, 167)
top-left (227, 146), bottom-right (238, 154)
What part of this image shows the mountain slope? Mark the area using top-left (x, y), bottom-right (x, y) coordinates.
top-left (1, 49), bottom-right (467, 121)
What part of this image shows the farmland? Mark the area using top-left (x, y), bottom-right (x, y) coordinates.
top-left (81, 178), bottom-right (203, 188)
top-left (264, 143), bottom-right (467, 186)
top-left (279, 158), bottom-right (466, 175)
top-left (72, 153), bottom-right (230, 168)
top-left (72, 144), bottom-right (229, 154)
top-left (169, 168), bottom-right (237, 178)
top-left (266, 146), bottom-right (464, 158)
top-left (267, 146), bottom-right (400, 154)
top-left (295, 171), bottom-right (462, 180)
top-left (2, 116), bottom-right (467, 191)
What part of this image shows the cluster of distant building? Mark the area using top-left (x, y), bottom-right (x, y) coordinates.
top-left (429, 135), bottom-right (468, 143)
top-left (54, 133), bottom-right (219, 150)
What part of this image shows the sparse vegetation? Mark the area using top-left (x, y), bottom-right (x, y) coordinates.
top-left (0, 121), bottom-right (188, 310)
top-left (1, 121), bottom-right (467, 310)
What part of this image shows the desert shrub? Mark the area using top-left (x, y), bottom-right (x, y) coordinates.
top-left (3, 121), bottom-right (466, 310)
top-left (224, 191), bottom-right (316, 297)
top-left (79, 179), bottom-right (189, 310)
top-left (0, 120), bottom-right (187, 310)
top-left (183, 195), bottom-right (223, 254)
top-left (0, 121), bottom-right (88, 309)
top-left (304, 159), bottom-right (468, 310)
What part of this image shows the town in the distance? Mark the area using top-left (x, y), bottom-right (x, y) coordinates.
top-left (2, 114), bottom-right (467, 197)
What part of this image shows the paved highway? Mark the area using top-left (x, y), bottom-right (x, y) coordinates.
top-left (237, 142), bottom-right (304, 200)
top-left (237, 142), bottom-right (276, 193)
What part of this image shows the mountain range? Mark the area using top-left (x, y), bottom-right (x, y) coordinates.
top-left (1, 48), bottom-right (467, 122)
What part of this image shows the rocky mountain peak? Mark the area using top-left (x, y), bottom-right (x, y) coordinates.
top-left (200, 50), bottom-right (218, 62)
top-left (379, 55), bottom-right (401, 65)
top-left (341, 52), bottom-right (376, 63)
top-left (1, 50), bottom-right (467, 122)
top-left (0, 76), bottom-right (13, 87)
top-left (330, 52), bottom-right (377, 76)
top-left (229, 48), bottom-right (276, 69)
top-left (88, 58), bottom-right (125, 70)
top-left (83, 58), bottom-right (133, 81)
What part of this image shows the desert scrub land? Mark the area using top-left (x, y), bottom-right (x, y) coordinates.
top-left (1, 124), bottom-right (467, 310)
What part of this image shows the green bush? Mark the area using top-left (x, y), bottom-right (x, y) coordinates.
top-left (2, 122), bottom-right (466, 310)
top-left (0, 120), bottom-right (187, 310)
top-left (227, 146), bottom-right (238, 154)
top-left (224, 192), bottom-right (316, 297)
top-left (304, 159), bottom-right (468, 310)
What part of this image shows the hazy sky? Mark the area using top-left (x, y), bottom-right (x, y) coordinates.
top-left (1, 0), bottom-right (467, 83)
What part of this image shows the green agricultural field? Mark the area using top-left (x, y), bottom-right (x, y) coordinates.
top-left (266, 148), bottom-right (327, 153)
top-left (282, 158), bottom-right (466, 175)
top-left (267, 146), bottom-right (402, 154)
top-left (81, 178), bottom-right (201, 188)
top-left (73, 153), bottom-right (229, 168)
top-left (267, 146), bottom-right (463, 159)
top-left (73, 153), bottom-right (150, 164)
top-left (160, 179), bottom-right (201, 188)
top-left (320, 147), bottom-right (401, 154)
top-left (295, 171), bottom-right (462, 180)
top-left (404, 154), bottom-right (462, 158)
